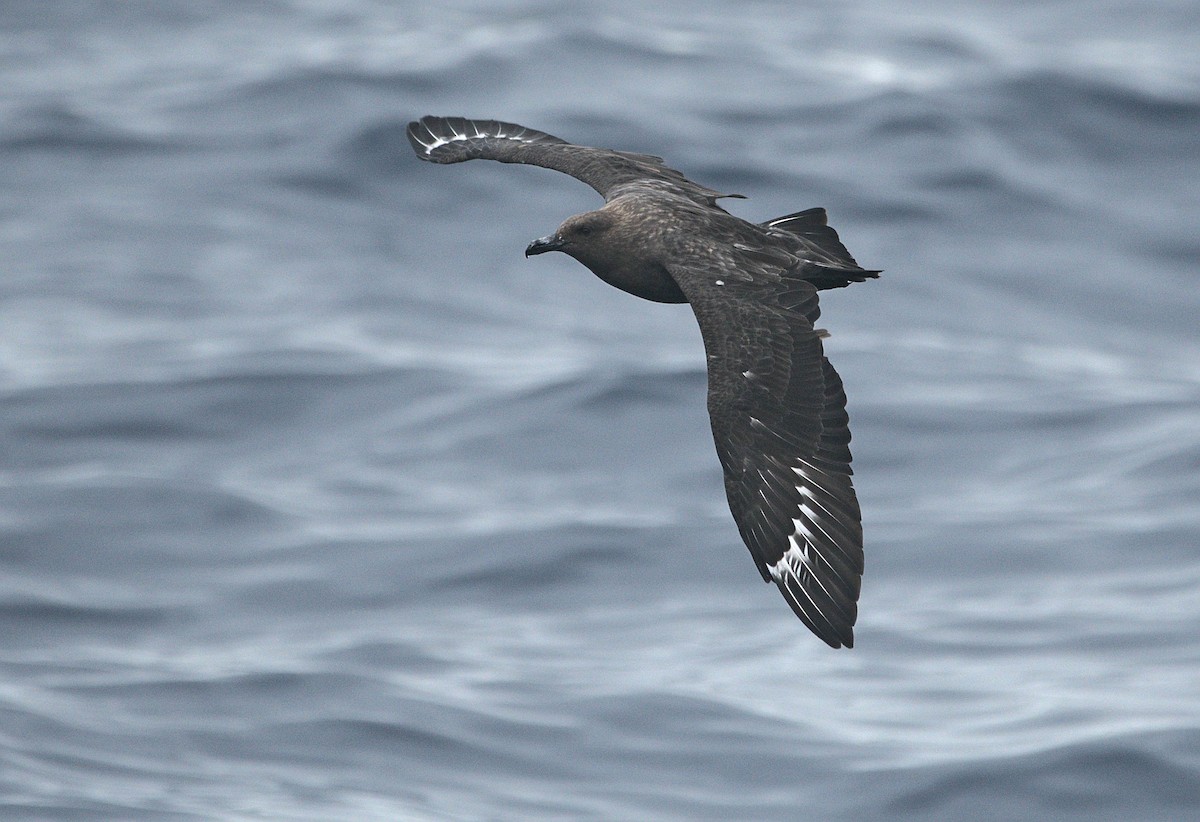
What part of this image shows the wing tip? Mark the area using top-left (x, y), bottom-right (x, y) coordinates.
top-left (813, 623), bottom-right (854, 649)
top-left (406, 115), bottom-right (468, 163)
top-left (407, 115), bottom-right (570, 164)
top-left (771, 577), bottom-right (858, 649)
top-left (768, 547), bottom-right (859, 649)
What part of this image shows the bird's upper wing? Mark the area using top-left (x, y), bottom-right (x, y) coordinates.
top-left (666, 243), bottom-right (864, 648)
top-left (407, 116), bottom-right (738, 206)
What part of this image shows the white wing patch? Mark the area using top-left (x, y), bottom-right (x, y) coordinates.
top-left (792, 460), bottom-right (834, 497)
top-left (410, 120), bottom-right (541, 156)
top-left (769, 533), bottom-right (838, 628)
top-left (765, 459), bottom-right (854, 636)
top-left (792, 462), bottom-right (845, 524)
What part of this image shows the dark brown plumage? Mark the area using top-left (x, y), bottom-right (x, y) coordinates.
top-left (408, 115), bottom-right (880, 648)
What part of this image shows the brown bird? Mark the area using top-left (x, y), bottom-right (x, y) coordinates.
top-left (408, 116), bottom-right (879, 648)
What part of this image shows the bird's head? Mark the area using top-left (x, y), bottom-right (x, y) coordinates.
top-left (525, 210), bottom-right (617, 261)
top-left (522, 204), bottom-right (683, 303)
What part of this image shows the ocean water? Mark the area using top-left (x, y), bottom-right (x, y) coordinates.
top-left (2, 1), bottom-right (1199, 819)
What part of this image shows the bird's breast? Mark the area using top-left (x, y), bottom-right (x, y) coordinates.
top-left (586, 259), bottom-right (688, 304)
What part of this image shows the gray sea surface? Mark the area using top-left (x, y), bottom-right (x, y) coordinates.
top-left (2, 1), bottom-right (1199, 819)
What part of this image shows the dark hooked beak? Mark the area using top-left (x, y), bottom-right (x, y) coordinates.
top-left (525, 234), bottom-right (564, 257)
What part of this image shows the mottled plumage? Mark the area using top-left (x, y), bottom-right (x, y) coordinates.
top-left (408, 115), bottom-right (879, 648)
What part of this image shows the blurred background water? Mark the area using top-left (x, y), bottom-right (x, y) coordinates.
top-left (2, 1), bottom-right (1199, 819)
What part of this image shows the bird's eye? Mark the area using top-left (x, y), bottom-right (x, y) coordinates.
top-left (578, 224), bottom-right (592, 237)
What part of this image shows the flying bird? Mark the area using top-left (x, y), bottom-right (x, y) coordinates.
top-left (407, 116), bottom-right (879, 648)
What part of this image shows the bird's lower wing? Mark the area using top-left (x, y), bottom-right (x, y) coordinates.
top-left (670, 261), bottom-right (864, 647)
